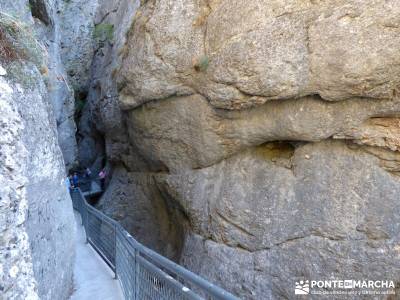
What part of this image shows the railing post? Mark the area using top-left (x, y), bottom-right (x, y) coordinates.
top-left (114, 224), bottom-right (118, 280)
top-left (135, 248), bottom-right (140, 300)
top-left (85, 203), bottom-right (89, 244)
top-left (80, 193), bottom-right (84, 226)
top-left (71, 185), bottom-right (239, 300)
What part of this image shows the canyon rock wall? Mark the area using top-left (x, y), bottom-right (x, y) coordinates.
top-left (59, 0), bottom-right (99, 95)
top-left (79, 0), bottom-right (400, 299)
top-left (78, 0), bottom-right (186, 259)
top-left (0, 1), bottom-right (76, 299)
top-left (32, 0), bottom-right (78, 169)
top-left (2, 0), bottom-right (79, 169)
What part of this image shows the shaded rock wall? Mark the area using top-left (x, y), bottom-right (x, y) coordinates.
top-left (76, 0), bottom-right (140, 170)
top-left (59, 0), bottom-right (99, 94)
top-left (0, 1), bottom-right (76, 299)
top-left (74, 0), bottom-right (189, 260)
top-left (2, 0), bottom-right (79, 169)
top-left (97, 167), bottom-right (185, 260)
top-left (45, 0), bottom-right (78, 170)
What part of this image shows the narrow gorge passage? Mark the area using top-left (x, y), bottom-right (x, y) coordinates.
top-left (2, 0), bottom-right (400, 300)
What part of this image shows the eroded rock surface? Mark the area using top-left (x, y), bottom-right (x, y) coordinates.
top-left (118, 0), bottom-right (400, 110)
top-left (0, 2), bottom-right (76, 299)
top-left (3, 0), bottom-right (79, 169)
top-left (97, 167), bottom-right (184, 260)
top-left (127, 94), bottom-right (400, 171)
top-left (59, 0), bottom-right (99, 93)
top-left (76, 0), bottom-right (140, 170)
top-left (78, 0), bottom-right (400, 299)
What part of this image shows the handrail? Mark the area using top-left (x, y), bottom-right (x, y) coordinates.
top-left (70, 187), bottom-right (240, 300)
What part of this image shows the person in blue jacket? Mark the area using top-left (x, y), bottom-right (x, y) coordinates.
top-left (73, 172), bottom-right (79, 188)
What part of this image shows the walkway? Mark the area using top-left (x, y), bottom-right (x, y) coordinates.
top-left (70, 213), bottom-right (123, 300)
top-left (69, 185), bottom-right (239, 300)
top-left (81, 179), bottom-right (102, 197)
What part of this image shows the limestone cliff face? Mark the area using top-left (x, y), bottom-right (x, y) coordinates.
top-left (59, 0), bottom-right (99, 95)
top-left (119, 0), bottom-right (400, 110)
top-left (80, 0), bottom-right (400, 299)
top-left (1, 0), bottom-right (79, 169)
top-left (0, 1), bottom-right (76, 299)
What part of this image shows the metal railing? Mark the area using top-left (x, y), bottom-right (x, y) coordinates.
top-left (78, 178), bottom-right (92, 192)
top-left (70, 188), bottom-right (239, 300)
top-left (78, 177), bottom-right (101, 192)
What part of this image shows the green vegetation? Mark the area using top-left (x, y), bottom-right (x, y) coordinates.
top-left (194, 55), bottom-right (209, 72)
top-left (93, 23), bottom-right (114, 43)
top-left (0, 12), bottom-right (44, 67)
top-left (0, 12), bottom-right (46, 88)
top-left (75, 98), bottom-right (86, 115)
top-left (74, 97), bottom-right (86, 125)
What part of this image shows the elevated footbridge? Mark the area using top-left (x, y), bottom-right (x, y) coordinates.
top-left (70, 184), bottom-right (239, 300)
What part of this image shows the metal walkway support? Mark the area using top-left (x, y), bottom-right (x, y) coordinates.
top-left (70, 188), bottom-right (239, 300)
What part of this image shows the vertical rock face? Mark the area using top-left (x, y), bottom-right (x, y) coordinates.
top-left (0, 75), bottom-right (38, 300)
top-left (45, 1), bottom-right (78, 170)
top-left (97, 167), bottom-right (185, 260)
top-left (0, 1), bottom-right (75, 299)
top-left (80, 0), bottom-right (400, 299)
top-left (2, 0), bottom-right (79, 169)
top-left (82, 0), bottom-right (140, 168)
top-left (76, 0), bottom-right (185, 259)
top-left (59, 0), bottom-right (99, 94)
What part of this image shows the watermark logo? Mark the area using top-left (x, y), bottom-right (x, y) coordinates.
top-left (295, 279), bottom-right (396, 296)
top-left (295, 280), bottom-right (310, 295)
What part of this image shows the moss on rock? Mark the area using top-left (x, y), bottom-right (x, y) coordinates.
top-left (0, 13), bottom-right (45, 67)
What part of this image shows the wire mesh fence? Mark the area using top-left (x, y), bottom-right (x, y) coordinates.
top-left (79, 178), bottom-right (92, 192)
top-left (78, 177), bottom-right (101, 193)
top-left (70, 188), bottom-right (239, 300)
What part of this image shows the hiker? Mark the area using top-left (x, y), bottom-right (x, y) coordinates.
top-left (99, 169), bottom-right (106, 189)
top-left (73, 172), bottom-right (79, 188)
top-left (85, 167), bottom-right (92, 178)
top-left (68, 174), bottom-right (74, 189)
